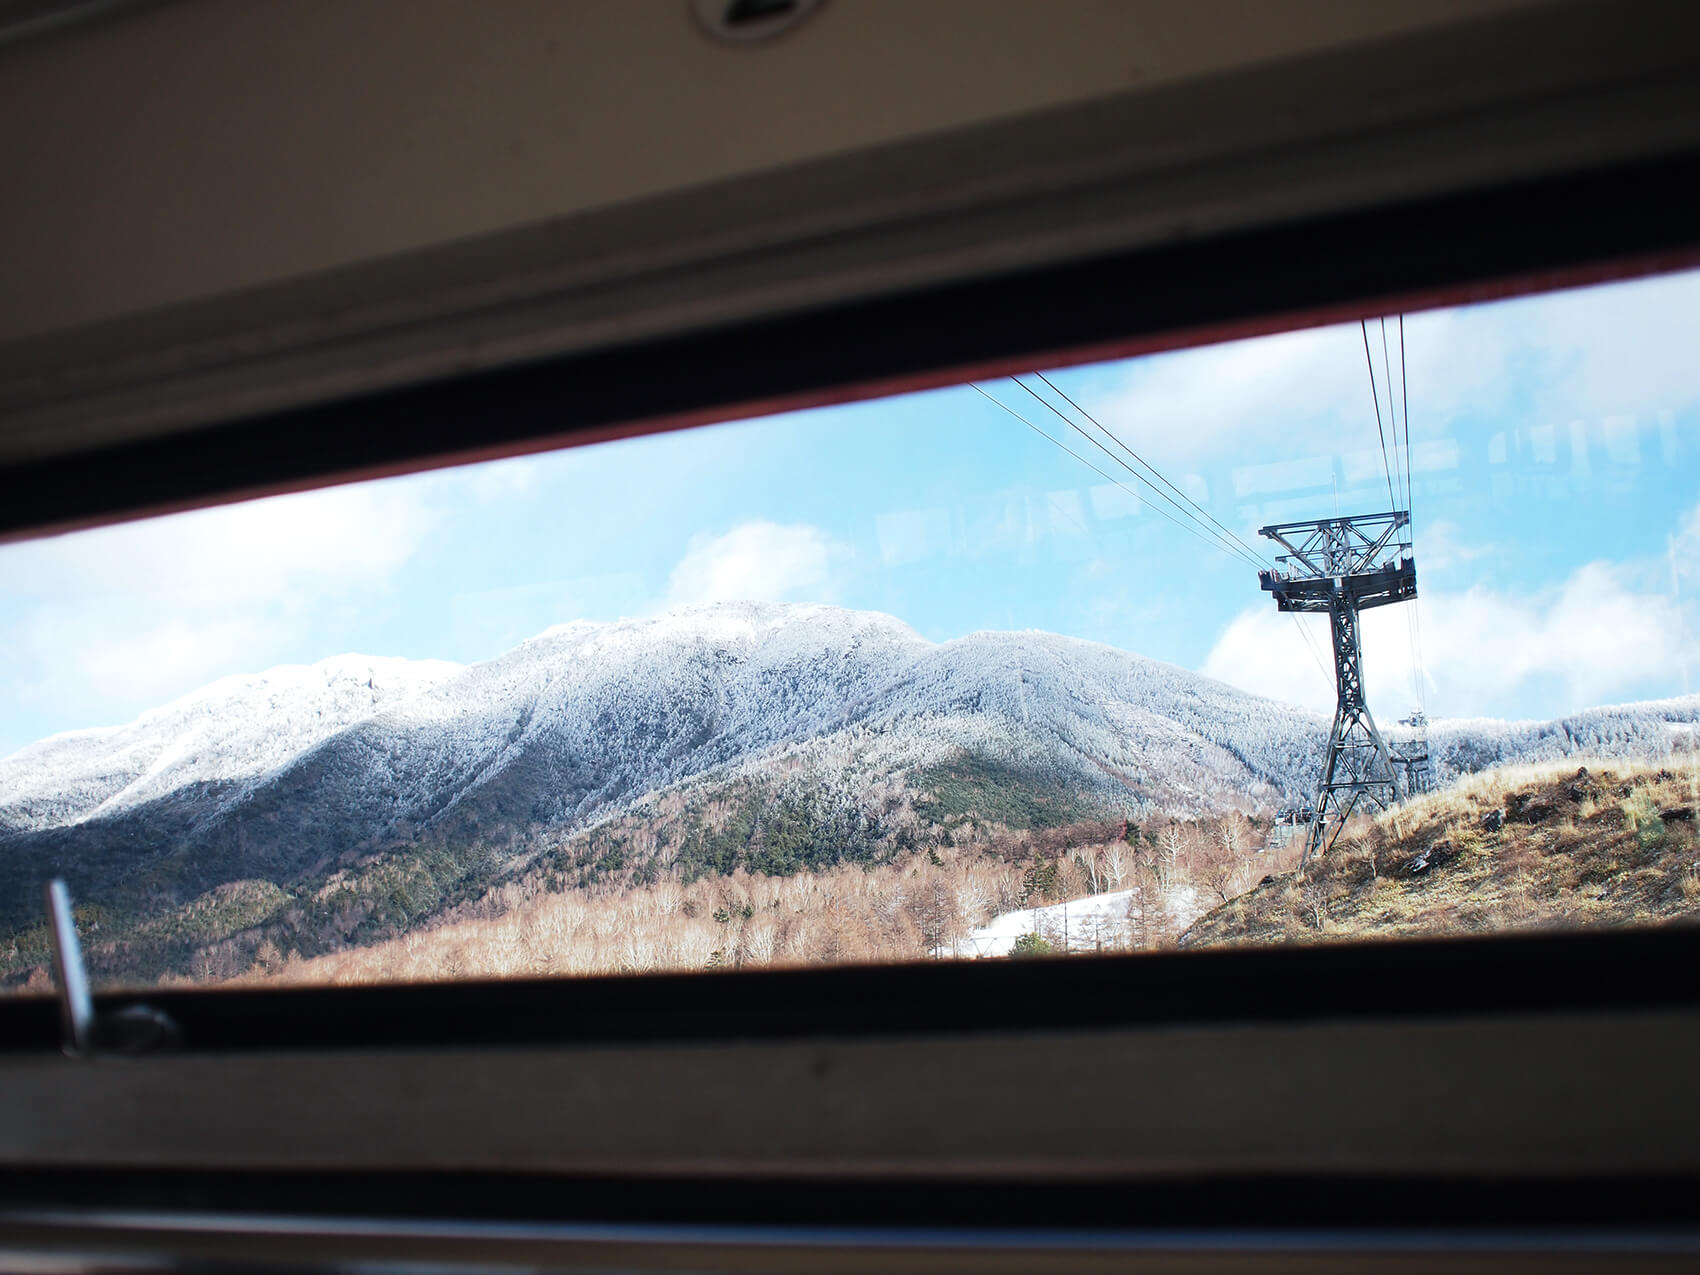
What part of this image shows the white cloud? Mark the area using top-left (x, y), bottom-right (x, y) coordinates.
top-left (1173, 271), bottom-right (1700, 721)
top-left (1078, 268), bottom-right (1700, 472)
top-left (666, 521), bottom-right (849, 606)
top-left (8, 609), bottom-right (275, 722)
top-left (1203, 610), bottom-right (1341, 717)
top-left (1, 480), bottom-right (435, 604)
top-left (1539, 270), bottom-right (1700, 422)
top-left (1417, 520), bottom-right (1493, 574)
top-left (0, 478), bottom-right (438, 741)
top-left (1100, 324), bottom-right (1372, 466)
top-left (1204, 560), bottom-right (1696, 721)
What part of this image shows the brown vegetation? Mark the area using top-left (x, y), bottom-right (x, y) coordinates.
top-left (1182, 759), bottom-right (1700, 948)
top-left (117, 755), bottom-right (1700, 990)
top-left (43, 757), bottom-right (1696, 993)
top-left (227, 811), bottom-right (1284, 988)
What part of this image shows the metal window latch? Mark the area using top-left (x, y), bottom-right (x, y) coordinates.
top-left (44, 878), bottom-right (179, 1058)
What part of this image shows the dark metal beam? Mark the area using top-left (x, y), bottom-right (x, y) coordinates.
top-left (1260, 513), bottom-right (1416, 862)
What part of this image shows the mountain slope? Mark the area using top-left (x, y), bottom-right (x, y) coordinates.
top-left (1179, 759), bottom-right (1700, 948)
top-left (0, 604), bottom-right (1318, 934)
top-left (3, 602), bottom-right (1697, 985)
top-left (0, 655), bottom-right (459, 837)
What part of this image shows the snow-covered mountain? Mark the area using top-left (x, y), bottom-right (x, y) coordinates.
top-left (0, 603), bottom-right (1322, 927)
top-left (1427, 698), bottom-right (1700, 775)
top-left (3, 601), bottom-right (1696, 945)
top-left (0, 655), bottom-right (460, 837)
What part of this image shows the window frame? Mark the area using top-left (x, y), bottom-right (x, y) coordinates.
top-left (4, 3), bottom-right (1700, 1261)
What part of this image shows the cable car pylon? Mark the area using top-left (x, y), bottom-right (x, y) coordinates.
top-left (1258, 511), bottom-right (1419, 866)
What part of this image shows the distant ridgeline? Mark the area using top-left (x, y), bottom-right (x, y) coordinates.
top-left (0, 603), bottom-right (1693, 986)
top-left (1428, 700), bottom-right (1700, 776)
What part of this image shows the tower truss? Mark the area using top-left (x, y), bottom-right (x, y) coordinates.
top-left (1259, 512), bottom-right (1417, 865)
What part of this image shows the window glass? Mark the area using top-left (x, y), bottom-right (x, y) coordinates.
top-left (4, 268), bottom-right (1698, 991)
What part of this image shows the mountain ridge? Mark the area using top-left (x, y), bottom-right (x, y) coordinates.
top-left (2, 601), bottom-right (1696, 984)
top-left (0, 603), bottom-right (1318, 935)
top-left (2, 603), bottom-right (1309, 838)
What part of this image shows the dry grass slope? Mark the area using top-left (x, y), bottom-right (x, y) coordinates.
top-left (1182, 759), bottom-right (1700, 947)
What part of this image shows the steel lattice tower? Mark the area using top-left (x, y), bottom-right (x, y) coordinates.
top-left (1259, 512), bottom-right (1417, 865)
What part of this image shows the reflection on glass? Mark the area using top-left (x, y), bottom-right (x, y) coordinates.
top-left (3, 269), bottom-right (1699, 991)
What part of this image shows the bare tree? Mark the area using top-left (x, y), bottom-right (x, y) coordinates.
top-left (1103, 841), bottom-right (1130, 892)
top-left (1160, 824), bottom-right (1184, 891)
top-left (1220, 816), bottom-right (1244, 857)
top-left (1197, 814), bottom-right (1256, 904)
top-left (904, 875), bottom-right (961, 957)
top-left (1078, 849), bottom-right (1104, 895)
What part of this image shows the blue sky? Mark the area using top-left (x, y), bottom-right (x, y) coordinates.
top-left (4, 267), bottom-right (1700, 756)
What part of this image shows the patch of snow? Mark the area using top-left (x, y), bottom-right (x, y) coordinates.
top-left (964, 889), bottom-right (1138, 957)
top-left (964, 883), bottom-right (1212, 957)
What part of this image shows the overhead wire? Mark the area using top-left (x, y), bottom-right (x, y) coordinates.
top-left (1361, 319), bottom-right (1399, 517)
top-left (976, 377), bottom-right (1336, 696)
top-left (1378, 318), bottom-right (1406, 510)
top-left (1290, 612), bottom-right (1336, 692)
top-left (1005, 376), bottom-right (1267, 571)
top-left (968, 383), bottom-right (1253, 564)
top-left (1399, 314), bottom-right (1414, 515)
top-left (991, 327), bottom-right (1430, 728)
top-left (1027, 370), bottom-right (1274, 570)
top-left (1399, 313), bottom-right (1430, 716)
top-left (1020, 368), bottom-right (1353, 703)
top-left (1015, 373), bottom-right (1340, 697)
top-left (1358, 313), bottom-right (1426, 722)
top-left (1382, 314), bottom-right (1425, 713)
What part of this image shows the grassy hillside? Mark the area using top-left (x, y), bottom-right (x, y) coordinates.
top-left (1182, 759), bottom-right (1700, 947)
